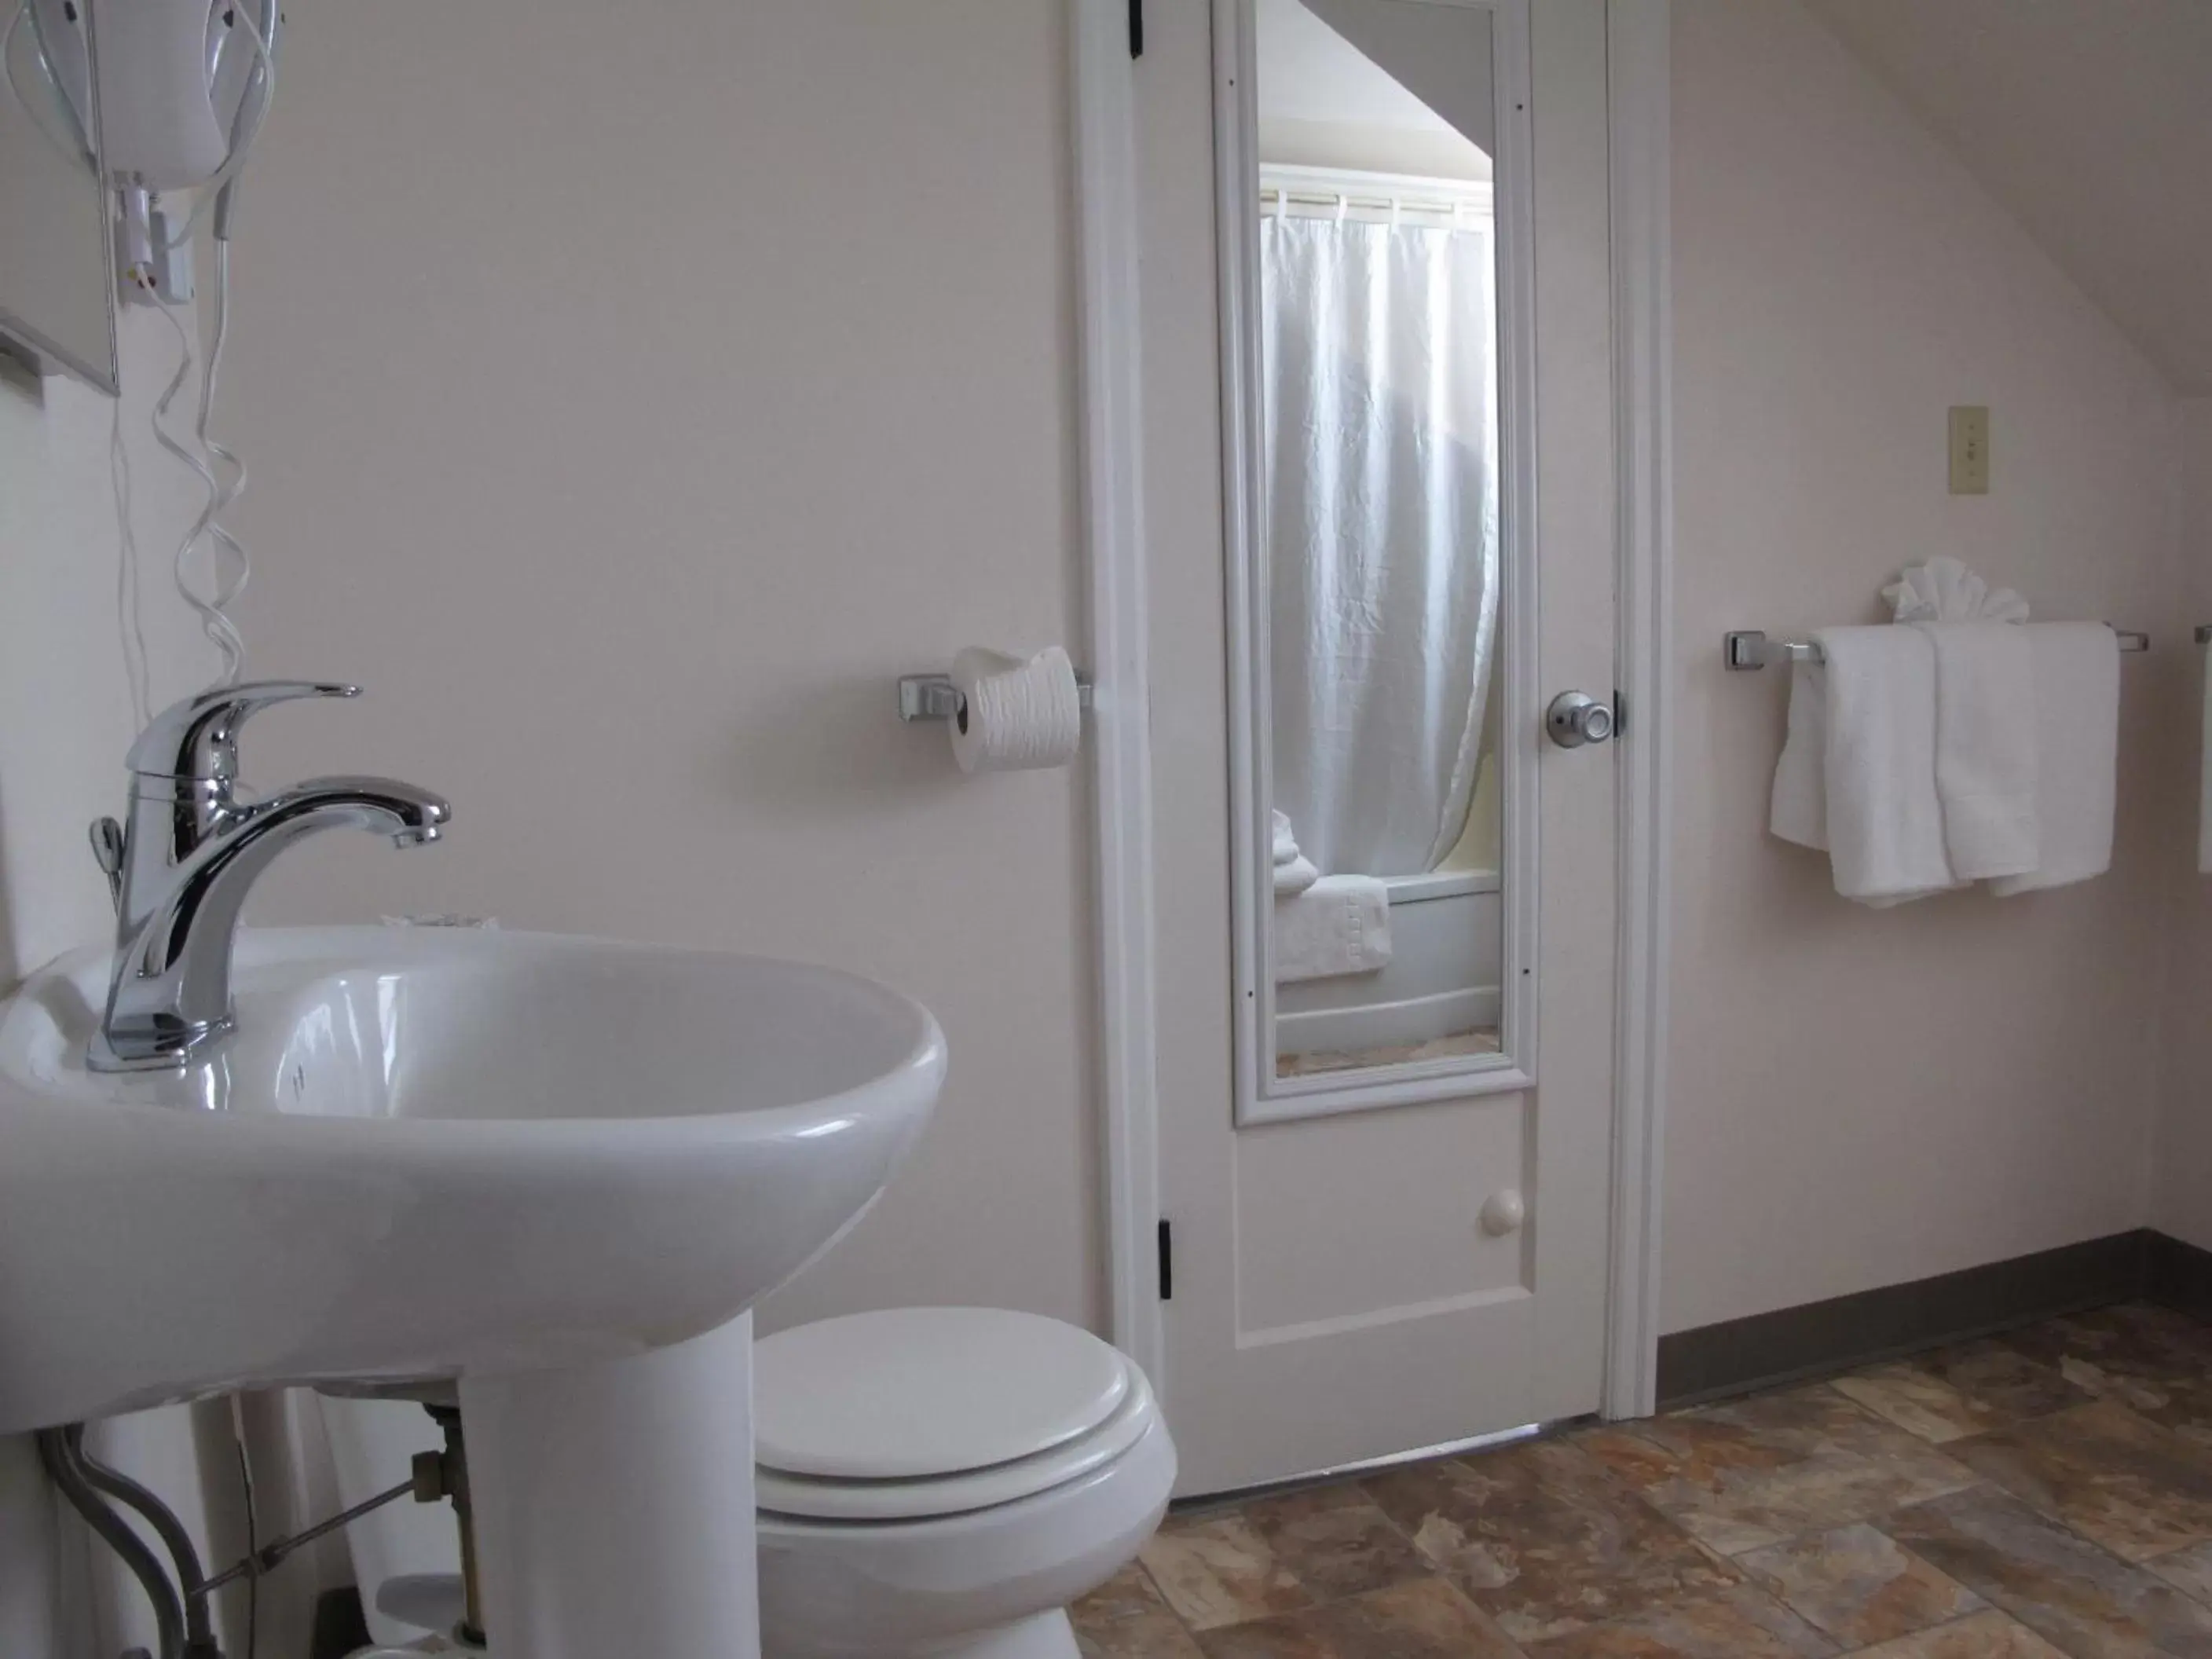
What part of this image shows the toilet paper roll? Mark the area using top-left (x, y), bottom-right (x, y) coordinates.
top-left (950, 645), bottom-right (1083, 774)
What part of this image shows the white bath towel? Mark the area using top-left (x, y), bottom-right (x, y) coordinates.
top-left (1770, 625), bottom-right (1959, 906)
top-left (1910, 620), bottom-right (2039, 880)
top-left (1272, 808), bottom-right (1320, 895)
top-left (1274, 874), bottom-right (1391, 982)
top-left (1988, 623), bottom-right (2119, 896)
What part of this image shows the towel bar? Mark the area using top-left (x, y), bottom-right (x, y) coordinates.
top-left (1725, 628), bottom-right (2151, 672)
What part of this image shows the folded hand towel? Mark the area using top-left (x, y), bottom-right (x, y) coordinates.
top-left (1272, 808), bottom-right (1320, 895)
top-left (1988, 623), bottom-right (2119, 896)
top-left (1910, 620), bottom-right (2038, 880)
top-left (1274, 874), bottom-right (1391, 982)
top-left (1770, 657), bottom-right (1829, 851)
top-left (1771, 625), bottom-right (1958, 906)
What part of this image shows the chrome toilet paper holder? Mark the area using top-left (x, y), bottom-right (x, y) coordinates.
top-left (896, 672), bottom-right (1094, 723)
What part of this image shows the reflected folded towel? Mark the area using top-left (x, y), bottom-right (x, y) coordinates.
top-left (1272, 808), bottom-right (1320, 895)
top-left (1771, 625), bottom-right (1960, 906)
top-left (1910, 620), bottom-right (2038, 881)
top-left (1988, 623), bottom-right (2119, 895)
top-left (1274, 874), bottom-right (1391, 982)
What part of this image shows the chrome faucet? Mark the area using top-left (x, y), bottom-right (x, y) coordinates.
top-left (87, 682), bottom-right (451, 1073)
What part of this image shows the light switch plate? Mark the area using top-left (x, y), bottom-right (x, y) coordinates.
top-left (1950, 405), bottom-right (1990, 494)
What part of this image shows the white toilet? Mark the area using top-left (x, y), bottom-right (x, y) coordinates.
top-left (320, 1308), bottom-right (1174, 1658)
top-left (753, 1307), bottom-right (1176, 1658)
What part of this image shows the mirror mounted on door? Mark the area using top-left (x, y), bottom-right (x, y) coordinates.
top-left (1221, 0), bottom-right (1538, 1122)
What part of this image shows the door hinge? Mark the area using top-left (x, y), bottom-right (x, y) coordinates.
top-left (1157, 1218), bottom-right (1173, 1300)
top-left (1129, 0), bottom-right (1144, 58)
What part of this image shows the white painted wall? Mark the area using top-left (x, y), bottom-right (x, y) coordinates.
top-left (217, 0), bottom-right (1101, 1336)
top-left (1664, 0), bottom-right (2192, 1335)
top-left (1802, 0), bottom-right (2212, 397)
top-left (2155, 398), bottom-right (2212, 1254)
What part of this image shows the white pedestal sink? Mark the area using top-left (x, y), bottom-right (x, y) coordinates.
top-left (0, 926), bottom-right (947, 1657)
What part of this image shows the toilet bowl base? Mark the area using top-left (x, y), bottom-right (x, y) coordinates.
top-left (926, 1609), bottom-right (1079, 1659)
top-left (345, 1609), bottom-right (1080, 1659)
top-left (778, 1609), bottom-right (1079, 1659)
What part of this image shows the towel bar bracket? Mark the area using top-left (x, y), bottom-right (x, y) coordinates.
top-left (1723, 630), bottom-right (1778, 671)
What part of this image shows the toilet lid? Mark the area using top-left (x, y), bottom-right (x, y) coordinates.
top-left (756, 1365), bottom-right (1157, 1522)
top-left (754, 1307), bottom-right (1132, 1481)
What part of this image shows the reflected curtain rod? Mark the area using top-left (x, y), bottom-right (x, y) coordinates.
top-left (1258, 186), bottom-right (1489, 219)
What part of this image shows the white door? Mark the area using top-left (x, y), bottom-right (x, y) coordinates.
top-left (1137, 0), bottom-right (1621, 1496)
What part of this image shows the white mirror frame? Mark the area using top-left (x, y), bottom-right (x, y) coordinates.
top-left (1218, 0), bottom-right (1539, 1126)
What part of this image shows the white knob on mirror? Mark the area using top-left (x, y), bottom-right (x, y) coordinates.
top-left (1479, 1189), bottom-right (1526, 1237)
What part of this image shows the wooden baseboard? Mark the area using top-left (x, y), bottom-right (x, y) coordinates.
top-left (1655, 1230), bottom-right (2172, 1411)
top-left (2147, 1230), bottom-right (2212, 1324)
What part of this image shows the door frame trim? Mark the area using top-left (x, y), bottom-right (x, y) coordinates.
top-left (1071, 0), bottom-right (1674, 1418)
top-left (1602, 0), bottom-right (1675, 1422)
top-left (1071, 0), bottom-right (1166, 1391)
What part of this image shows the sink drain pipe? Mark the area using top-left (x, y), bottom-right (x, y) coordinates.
top-left (38, 1419), bottom-right (422, 1659)
top-left (36, 1424), bottom-right (204, 1659)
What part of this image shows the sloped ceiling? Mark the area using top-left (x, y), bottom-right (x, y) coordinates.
top-left (1802, 0), bottom-right (2212, 394)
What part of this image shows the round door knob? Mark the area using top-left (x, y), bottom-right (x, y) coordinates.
top-left (1546, 691), bottom-right (1615, 749)
top-left (1480, 1189), bottom-right (1526, 1237)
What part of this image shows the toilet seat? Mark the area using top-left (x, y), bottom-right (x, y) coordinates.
top-left (754, 1307), bottom-right (1158, 1522)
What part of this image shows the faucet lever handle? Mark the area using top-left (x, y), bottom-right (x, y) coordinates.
top-left (124, 681), bottom-right (363, 782)
top-left (87, 817), bottom-right (125, 913)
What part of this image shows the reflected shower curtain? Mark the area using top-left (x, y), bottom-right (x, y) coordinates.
top-left (1263, 212), bottom-right (1498, 881)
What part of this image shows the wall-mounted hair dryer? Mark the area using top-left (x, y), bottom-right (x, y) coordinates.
top-left (2, 0), bottom-right (285, 692)
top-left (5, 0), bottom-right (280, 244)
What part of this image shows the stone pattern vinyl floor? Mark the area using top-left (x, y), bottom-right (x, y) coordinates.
top-left (1072, 1303), bottom-right (2212, 1658)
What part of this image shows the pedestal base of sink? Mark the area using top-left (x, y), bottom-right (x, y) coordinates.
top-left (460, 1315), bottom-right (759, 1659)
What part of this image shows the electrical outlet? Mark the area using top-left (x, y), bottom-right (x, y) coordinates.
top-left (1950, 405), bottom-right (1990, 495)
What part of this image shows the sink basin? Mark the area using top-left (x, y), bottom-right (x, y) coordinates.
top-left (0, 925), bottom-right (946, 1436)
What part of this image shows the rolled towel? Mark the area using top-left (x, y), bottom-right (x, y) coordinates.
top-left (1884, 556), bottom-right (2030, 624)
top-left (1272, 808), bottom-right (1320, 895)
